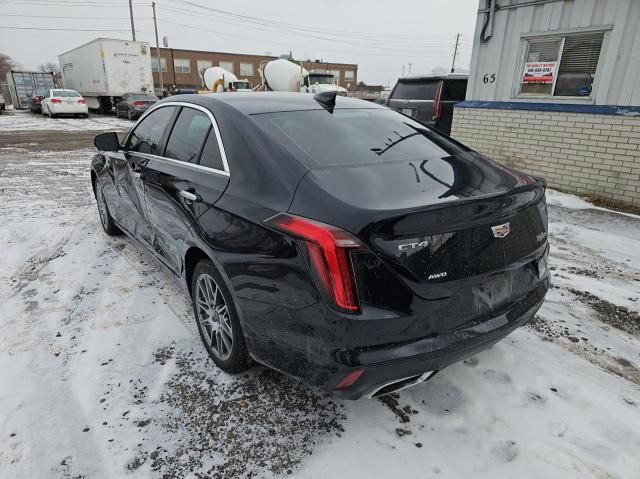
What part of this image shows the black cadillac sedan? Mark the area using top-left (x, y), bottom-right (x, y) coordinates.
top-left (91, 92), bottom-right (550, 399)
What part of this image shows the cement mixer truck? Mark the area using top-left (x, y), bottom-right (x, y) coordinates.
top-left (202, 66), bottom-right (252, 92)
top-left (256, 59), bottom-right (347, 96)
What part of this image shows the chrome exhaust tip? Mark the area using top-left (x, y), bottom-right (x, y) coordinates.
top-left (368, 370), bottom-right (438, 399)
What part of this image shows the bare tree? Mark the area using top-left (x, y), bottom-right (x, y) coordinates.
top-left (38, 62), bottom-right (60, 75)
top-left (38, 62), bottom-right (62, 86)
top-left (0, 53), bottom-right (20, 81)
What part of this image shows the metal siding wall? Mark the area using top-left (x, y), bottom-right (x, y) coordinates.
top-left (467, 0), bottom-right (640, 106)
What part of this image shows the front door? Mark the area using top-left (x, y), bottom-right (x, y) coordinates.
top-left (141, 105), bottom-right (229, 274)
top-left (115, 105), bottom-right (177, 244)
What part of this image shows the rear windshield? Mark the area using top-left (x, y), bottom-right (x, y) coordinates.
top-left (442, 79), bottom-right (467, 101)
top-left (130, 94), bottom-right (158, 101)
top-left (391, 80), bottom-right (439, 100)
top-left (253, 108), bottom-right (450, 168)
top-left (52, 90), bottom-right (80, 97)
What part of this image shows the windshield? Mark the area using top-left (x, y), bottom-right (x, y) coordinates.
top-left (308, 74), bottom-right (335, 85)
top-left (52, 90), bottom-right (81, 98)
top-left (253, 108), bottom-right (450, 168)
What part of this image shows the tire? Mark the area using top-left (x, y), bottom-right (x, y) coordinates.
top-left (95, 180), bottom-right (120, 236)
top-left (191, 259), bottom-right (250, 373)
top-left (84, 114), bottom-right (89, 119)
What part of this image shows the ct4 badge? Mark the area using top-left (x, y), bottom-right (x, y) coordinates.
top-left (491, 222), bottom-right (510, 238)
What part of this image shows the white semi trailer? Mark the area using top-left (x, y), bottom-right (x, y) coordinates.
top-left (256, 59), bottom-right (347, 95)
top-left (59, 38), bottom-right (154, 113)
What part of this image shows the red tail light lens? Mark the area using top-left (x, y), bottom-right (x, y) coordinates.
top-left (51, 98), bottom-right (61, 104)
top-left (78, 99), bottom-right (86, 104)
top-left (266, 213), bottom-right (363, 314)
top-left (34, 98), bottom-right (41, 104)
top-left (432, 81), bottom-right (443, 120)
top-left (132, 101), bottom-right (144, 107)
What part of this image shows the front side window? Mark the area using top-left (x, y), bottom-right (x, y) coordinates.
top-left (519, 31), bottom-right (604, 97)
top-left (165, 108), bottom-right (211, 164)
top-left (174, 58), bottom-right (191, 74)
top-left (127, 106), bottom-right (175, 155)
top-left (239, 63), bottom-right (254, 76)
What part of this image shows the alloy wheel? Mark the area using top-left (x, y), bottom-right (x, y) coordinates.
top-left (195, 273), bottom-right (233, 361)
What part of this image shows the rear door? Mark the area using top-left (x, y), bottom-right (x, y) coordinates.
top-left (141, 103), bottom-right (229, 274)
top-left (387, 79), bottom-right (440, 123)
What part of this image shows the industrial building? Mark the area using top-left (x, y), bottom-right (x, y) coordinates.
top-left (150, 47), bottom-right (358, 93)
top-left (452, 0), bottom-right (640, 206)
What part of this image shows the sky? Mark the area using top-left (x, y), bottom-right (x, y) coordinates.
top-left (0, 0), bottom-right (479, 86)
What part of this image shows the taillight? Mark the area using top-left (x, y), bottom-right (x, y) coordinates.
top-left (266, 213), bottom-right (363, 314)
top-left (78, 98), bottom-right (86, 104)
top-left (132, 101), bottom-right (144, 107)
top-left (432, 81), bottom-right (443, 120)
top-left (51, 98), bottom-right (61, 104)
top-left (34, 97), bottom-right (41, 104)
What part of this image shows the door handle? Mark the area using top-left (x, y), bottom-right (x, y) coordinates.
top-left (180, 190), bottom-right (201, 203)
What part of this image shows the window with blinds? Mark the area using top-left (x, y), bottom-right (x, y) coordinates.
top-left (519, 31), bottom-right (605, 97)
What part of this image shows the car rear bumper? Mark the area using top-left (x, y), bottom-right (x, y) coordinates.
top-left (241, 272), bottom-right (549, 400)
top-left (331, 277), bottom-right (548, 399)
top-left (50, 103), bottom-right (88, 115)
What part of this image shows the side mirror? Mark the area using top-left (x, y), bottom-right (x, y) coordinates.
top-left (94, 132), bottom-right (120, 152)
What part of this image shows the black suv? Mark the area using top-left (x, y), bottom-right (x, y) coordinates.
top-left (387, 74), bottom-right (468, 135)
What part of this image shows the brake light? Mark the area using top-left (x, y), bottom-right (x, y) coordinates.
top-left (34, 97), bottom-right (41, 104)
top-left (78, 99), bottom-right (86, 104)
top-left (51, 98), bottom-right (61, 104)
top-left (266, 213), bottom-right (363, 313)
top-left (432, 81), bottom-right (443, 120)
top-left (132, 101), bottom-right (144, 107)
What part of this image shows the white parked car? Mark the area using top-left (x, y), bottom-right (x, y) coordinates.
top-left (41, 89), bottom-right (89, 118)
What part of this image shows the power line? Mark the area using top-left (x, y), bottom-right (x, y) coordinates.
top-left (0, 26), bottom-right (131, 31)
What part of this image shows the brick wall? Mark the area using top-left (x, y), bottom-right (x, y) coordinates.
top-left (451, 107), bottom-right (640, 205)
top-left (152, 48), bottom-right (357, 92)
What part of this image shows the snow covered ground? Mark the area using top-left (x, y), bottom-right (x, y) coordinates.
top-left (0, 116), bottom-right (639, 479)
top-left (0, 107), bottom-right (132, 132)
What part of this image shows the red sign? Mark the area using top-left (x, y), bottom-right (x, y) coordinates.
top-left (522, 61), bottom-right (557, 84)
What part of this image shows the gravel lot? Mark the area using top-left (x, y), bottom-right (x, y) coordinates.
top-left (1, 108), bottom-right (639, 478)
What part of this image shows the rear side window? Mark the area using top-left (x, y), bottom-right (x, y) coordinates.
top-left (442, 80), bottom-right (467, 101)
top-left (165, 108), bottom-right (211, 164)
top-left (199, 130), bottom-right (224, 171)
top-left (253, 108), bottom-right (449, 167)
top-left (391, 80), bottom-right (439, 100)
top-left (128, 106), bottom-right (175, 155)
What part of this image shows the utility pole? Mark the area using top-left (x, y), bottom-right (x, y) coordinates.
top-left (402, 64), bottom-right (405, 77)
top-left (451, 33), bottom-right (460, 73)
top-left (408, 62), bottom-right (413, 75)
top-left (128, 0), bottom-right (136, 41)
top-left (152, 1), bottom-right (163, 93)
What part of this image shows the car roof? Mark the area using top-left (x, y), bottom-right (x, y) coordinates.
top-left (161, 91), bottom-right (385, 115)
top-left (398, 73), bottom-right (469, 82)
